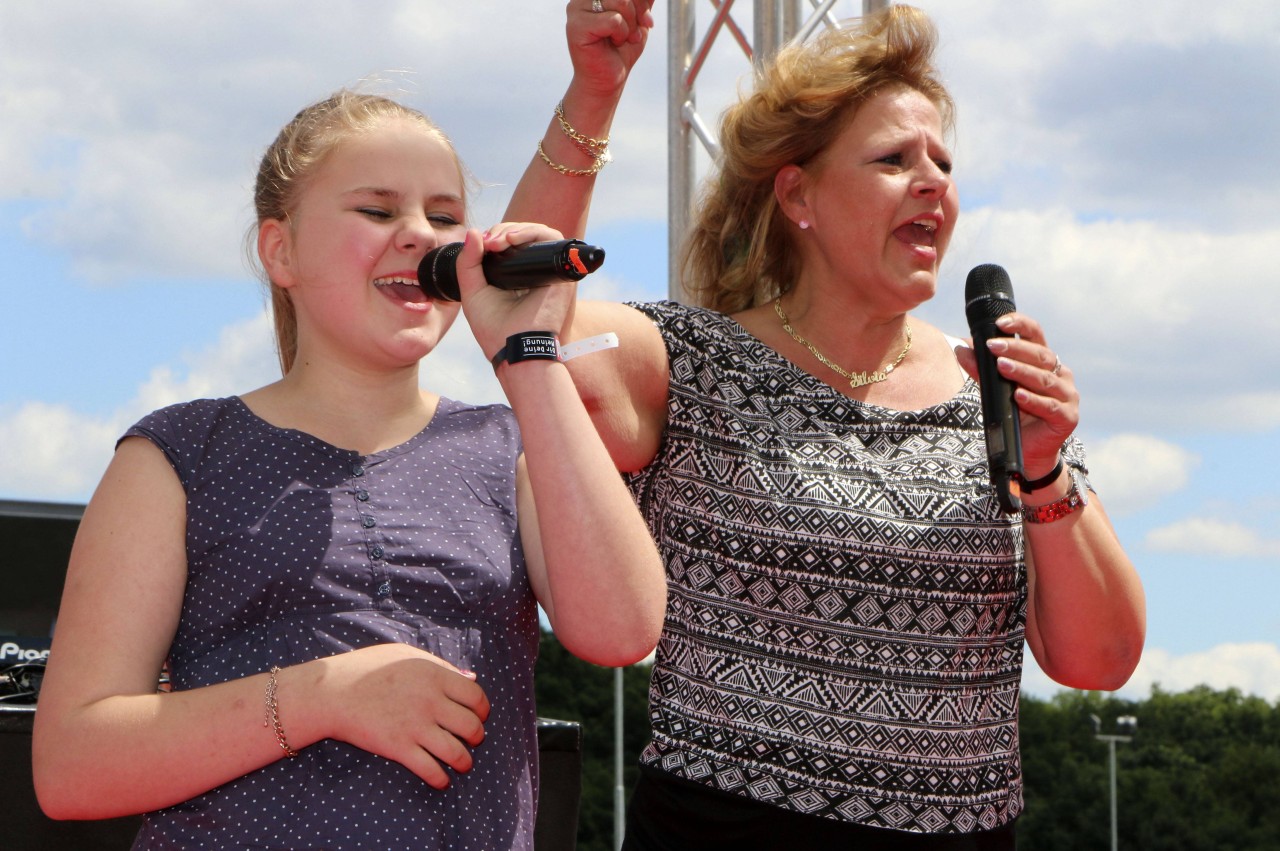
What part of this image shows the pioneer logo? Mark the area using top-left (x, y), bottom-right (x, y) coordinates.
top-left (1, 641), bottom-right (50, 664)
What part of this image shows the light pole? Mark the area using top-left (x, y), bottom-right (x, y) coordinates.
top-left (615, 666), bottom-right (624, 850)
top-left (1090, 713), bottom-right (1136, 851)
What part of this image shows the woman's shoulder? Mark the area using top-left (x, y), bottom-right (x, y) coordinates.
top-left (626, 299), bottom-right (717, 323)
top-left (623, 300), bottom-right (745, 347)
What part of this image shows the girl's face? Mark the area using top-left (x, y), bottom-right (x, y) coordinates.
top-left (788, 86), bottom-right (958, 315)
top-left (264, 117), bottom-right (468, 371)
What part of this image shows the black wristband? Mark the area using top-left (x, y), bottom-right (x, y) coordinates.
top-left (1019, 455), bottom-right (1064, 493)
top-left (490, 332), bottom-right (561, 371)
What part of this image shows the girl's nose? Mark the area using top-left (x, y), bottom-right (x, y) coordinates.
top-left (395, 215), bottom-right (439, 253)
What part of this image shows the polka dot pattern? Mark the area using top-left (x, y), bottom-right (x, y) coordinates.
top-left (122, 396), bottom-right (540, 850)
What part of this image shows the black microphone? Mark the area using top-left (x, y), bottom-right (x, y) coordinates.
top-left (417, 238), bottom-right (605, 302)
top-left (965, 263), bottom-right (1024, 514)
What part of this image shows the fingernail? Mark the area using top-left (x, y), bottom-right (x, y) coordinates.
top-left (459, 669), bottom-right (477, 680)
top-left (986, 338), bottom-right (1008, 354)
top-left (996, 315), bottom-right (1015, 330)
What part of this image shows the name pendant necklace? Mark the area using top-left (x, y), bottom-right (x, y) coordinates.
top-left (774, 297), bottom-right (912, 389)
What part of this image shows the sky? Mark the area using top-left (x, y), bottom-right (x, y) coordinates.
top-left (2, 1), bottom-right (1278, 708)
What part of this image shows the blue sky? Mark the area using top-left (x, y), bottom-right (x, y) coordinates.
top-left (2, 1), bottom-right (1278, 703)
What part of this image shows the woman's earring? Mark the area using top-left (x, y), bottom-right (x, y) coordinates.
top-left (798, 220), bottom-right (810, 230)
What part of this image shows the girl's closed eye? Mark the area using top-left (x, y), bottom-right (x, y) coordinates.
top-left (357, 207), bottom-right (393, 220)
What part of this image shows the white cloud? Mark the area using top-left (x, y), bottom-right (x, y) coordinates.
top-left (933, 2), bottom-right (1280, 225)
top-left (1083, 433), bottom-right (1198, 516)
top-left (0, 402), bottom-right (120, 500)
top-left (1023, 641), bottom-right (1280, 703)
top-left (131, 312), bottom-right (279, 415)
top-left (0, 312), bottom-right (279, 502)
top-left (1145, 517), bottom-right (1280, 560)
top-left (922, 206), bottom-right (1280, 433)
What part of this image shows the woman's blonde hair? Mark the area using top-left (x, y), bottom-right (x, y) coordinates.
top-left (248, 90), bottom-right (465, 374)
top-left (682, 5), bottom-right (953, 313)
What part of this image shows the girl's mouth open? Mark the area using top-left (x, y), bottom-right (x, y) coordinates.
top-left (374, 276), bottom-right (430, 309)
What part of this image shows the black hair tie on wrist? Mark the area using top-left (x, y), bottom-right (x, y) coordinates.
top-left (1019, 455), bottom-right (1064, 493)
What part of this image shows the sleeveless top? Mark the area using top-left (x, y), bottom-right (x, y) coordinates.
top-left (123, 395), bottom-right (539, 850)
top-left (625, 301), bottom-right (1085, 835)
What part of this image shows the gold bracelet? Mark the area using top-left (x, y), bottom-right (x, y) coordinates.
top-left (539, 101), bottom-right (611, 176)
top-left (554, 100), bottom-right (609, 156)
top-left (263, 666), bottom-right (299, 758)
top-left (537, 140), bottom-right (606, 177)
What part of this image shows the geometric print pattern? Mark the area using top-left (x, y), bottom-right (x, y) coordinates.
top-left (624, 302), bottom-right (1084, 834)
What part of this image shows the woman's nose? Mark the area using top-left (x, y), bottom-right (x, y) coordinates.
top-left (913, 161), bottom-right (951, 196)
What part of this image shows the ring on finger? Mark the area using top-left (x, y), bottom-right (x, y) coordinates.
top-left (1052, 355), bottom-right (1063, 376)
top-left (591, 0), bottom-right (604, 11)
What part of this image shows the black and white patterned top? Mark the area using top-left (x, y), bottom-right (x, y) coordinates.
top-left (122, 396), bottom-right (539, 850)
top-left (626, 301), bottom-right (1083, 835)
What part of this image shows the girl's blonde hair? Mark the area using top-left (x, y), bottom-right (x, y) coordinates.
top-left (249, 90), bottom-right (464, 374)
top-left (682, 5), bottom-right (953, 313)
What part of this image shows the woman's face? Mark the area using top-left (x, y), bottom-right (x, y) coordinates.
top-left (268, 117), bottom-right (468, 370)
top-left (791, 86), bottom-right (958, 313)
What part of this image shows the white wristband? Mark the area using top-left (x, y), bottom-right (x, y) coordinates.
top-left (559, 332), bottom-right (619, 362)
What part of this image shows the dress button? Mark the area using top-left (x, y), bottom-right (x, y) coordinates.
top-left (361, 515), bottom-right (376, 529)
top-left (356, 490), bottom-right (370, 502)
top-left (375, 581), bottom-right (392, 598)
top-left (352, 463), bottom-right (365, 477)
top-left (370, 545), bottom-right (384, 560)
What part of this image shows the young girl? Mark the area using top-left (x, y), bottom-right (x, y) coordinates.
top-left (31, 7), bottom-right (663, 850)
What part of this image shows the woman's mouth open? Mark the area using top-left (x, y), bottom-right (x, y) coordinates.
top-left (893, 220), bottom-right (937, 248)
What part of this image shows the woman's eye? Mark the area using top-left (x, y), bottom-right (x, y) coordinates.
top-left (934, 158), bottom-right (953, 175)
top-left (879, 154), bottom-right (904, 167)
top-left (357, 208), bottom-right (392, 220)
top-left (429, 215), bottom-right (462, 227)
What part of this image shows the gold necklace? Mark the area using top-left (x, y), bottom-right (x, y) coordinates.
top-left (774, 297), bottom-right (912, 389)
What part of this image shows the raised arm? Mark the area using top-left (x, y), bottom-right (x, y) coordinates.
top-left (504, 0), bottom-right (654, 236)
top-left (458, 224), bottom-right (666, 666)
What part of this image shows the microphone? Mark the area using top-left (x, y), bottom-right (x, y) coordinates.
top-left (965, 263), bottom-right (1024, 514)
top-left (417, 238), bottom-right (605, 302)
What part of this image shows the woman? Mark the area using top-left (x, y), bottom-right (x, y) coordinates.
top-left (31, 6), bottom-right (664, 850)
top-left (528, 5), bottom-right (1146, 848)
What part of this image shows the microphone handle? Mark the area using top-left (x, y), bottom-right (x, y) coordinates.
top-left (481, 241), bottom-right (586, 289)
top-left (971, 313), bottom-right (1024, 513)
top-left (418, 239), bottom-right (604, 302)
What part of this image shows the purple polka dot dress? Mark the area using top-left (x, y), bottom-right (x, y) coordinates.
top-left (121, 396), bottom-right (539, 850)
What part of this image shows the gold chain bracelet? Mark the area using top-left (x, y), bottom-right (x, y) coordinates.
top-left (263, 666), bottom-right (298, 758)
top-left (538, 101), bottom-right (611, 177)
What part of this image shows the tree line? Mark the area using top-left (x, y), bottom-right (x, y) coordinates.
top-left (535, 630), bottom-right (1280, 851)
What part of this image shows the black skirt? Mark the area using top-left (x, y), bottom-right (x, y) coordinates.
top-left (623, 766), bottom-right (1017, 851)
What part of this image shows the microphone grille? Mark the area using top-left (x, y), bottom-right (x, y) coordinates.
top-left (964, 263), bottom-right (1016, 322)
top-left (965, 263), bottom-right (1012, 300)
top-left (417, 242), bottom-right (464, 301)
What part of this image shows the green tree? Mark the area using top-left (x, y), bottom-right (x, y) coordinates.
top-left (1019, 687), bottom-right (1280, 850)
